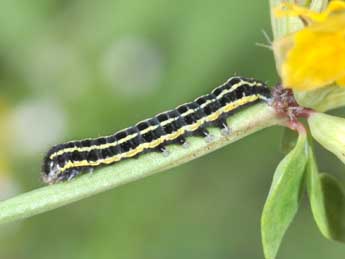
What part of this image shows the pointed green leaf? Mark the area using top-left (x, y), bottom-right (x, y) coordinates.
top-left (261, 133), bottom-right (308, 259)
top-left (280, 128), bottom-right (298, 154)
top-left (306, 147), bottom-right (333, 239)
top-left (307, 148), bottom-right (345, 242)
top-left (318, 174), bottom-right (345, 241)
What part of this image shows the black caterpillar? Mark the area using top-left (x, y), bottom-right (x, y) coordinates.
top-left (42, 76), bottom-right (271, 184)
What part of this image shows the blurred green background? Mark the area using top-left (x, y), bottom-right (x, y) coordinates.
top-left (0, 0), bottom-right (345, 258)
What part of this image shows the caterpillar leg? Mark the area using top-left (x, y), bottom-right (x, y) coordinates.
top-left (173, 136), bottom-right (190, 149)
top-left (67, 169), bottom-right (82, 181)
top-left (194, 127), bottom-right (215, 143)
top-left (156, 145), bottom-right (170, 157)
top-left (217, 118), bottom-right (231, 136)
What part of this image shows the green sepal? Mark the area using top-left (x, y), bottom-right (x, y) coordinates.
top-left (269, 0), bottom-right (327, 41)
top-left (261, 132), bottom-right (308, 259)
top-left (295, 85), bottom-right (345, 112)
top-left (269, 0), bottom-right (305, 40)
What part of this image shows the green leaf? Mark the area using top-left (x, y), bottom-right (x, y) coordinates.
top-left (308, 112), bottom-right (345, 165)
top-left (318, 174), bottom-right (345, 241)
top-left (261, 132), bottom-right (308, 259)
top-left (307, 148), bottom-right (345, 242)
top-left (280, 128), bottom-right (298, 154)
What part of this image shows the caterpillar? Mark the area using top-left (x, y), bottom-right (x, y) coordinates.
top-left (42, 76), bottom-right (272, 184)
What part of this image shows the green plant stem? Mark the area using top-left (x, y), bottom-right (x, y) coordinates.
top-left (0, 103), bottom-right (282, 225)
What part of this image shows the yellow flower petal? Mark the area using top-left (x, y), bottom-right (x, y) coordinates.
top-left (283, 27), bottom-right (345, 90)
top-left (274, 1), bottom-right (345, 23)
top-left (274, 2), bottom-right (325, 23)
top-left (274, 1), bottom-right (345, 91)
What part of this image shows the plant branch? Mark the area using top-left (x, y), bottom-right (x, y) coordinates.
top-left (0, 103), bottom-right (283, 225)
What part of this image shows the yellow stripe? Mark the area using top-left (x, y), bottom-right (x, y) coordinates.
top-left (206, 110), bottom-right (221, 122)
top-left (49, 124), bottom-right (157, 159)
top-left (215, 80), bottom-right (257, 100)
top-left (200, 99), bottom-right (213, 109)
top-left (223, 95), bottom-right (258, 113)
top-left (159, 117), bottom-right (175, 126)
top-left (50, 108), bottom-right (193, 159)
top-left (59, 94), bottom-right (260, 173)
top-left (139, 125), bottom-right (159, 135)
top-left (60, 128), bottom-right (184, 171)
top-left (180, 108), bottom-right (195, 118)
top-left (51, 80), bottom-right (262, 160)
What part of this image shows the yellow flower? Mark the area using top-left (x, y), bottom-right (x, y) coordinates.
top-left (274, 1), bottom-right (345, 91)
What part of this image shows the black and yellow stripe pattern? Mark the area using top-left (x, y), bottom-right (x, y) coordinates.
top-left (42, 76), bottom-right (271, 184)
